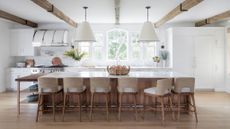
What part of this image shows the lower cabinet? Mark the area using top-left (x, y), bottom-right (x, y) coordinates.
top-left (7, 68), bottom-right (33, 91)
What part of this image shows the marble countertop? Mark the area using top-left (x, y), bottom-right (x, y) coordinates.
top-left (10, 66), bottom-right (172, 69)
top-left (42, 71), bottom-right (193, 78)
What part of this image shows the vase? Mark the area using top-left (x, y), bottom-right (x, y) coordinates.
top-left (73, 60), bottom-right (80, 67)
top-left (162, 60), bottom-right (166, 68)
top-left (153, 62), bottom-right (159, 67)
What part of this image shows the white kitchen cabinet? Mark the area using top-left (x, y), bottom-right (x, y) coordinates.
top-left (167, 27), bottom-right (225, 91)
top-left (10, 29), bottom-right (35, 56)
top-left (7, 68), bottom-right (33, 91)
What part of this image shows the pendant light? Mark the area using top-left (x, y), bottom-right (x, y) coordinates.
top-left (75, 6), bottom-right (96, 42)
top-left (139, 6), bottom-right (159, 42)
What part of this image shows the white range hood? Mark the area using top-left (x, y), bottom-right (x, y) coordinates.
top-left (32, 30), bottom-right (68, 46)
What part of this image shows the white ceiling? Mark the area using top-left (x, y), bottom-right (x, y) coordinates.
top-left (0, 0), bottom-right (230, 25)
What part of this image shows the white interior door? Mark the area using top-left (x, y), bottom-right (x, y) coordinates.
top-left (194, 35), bottom-right (214, 89)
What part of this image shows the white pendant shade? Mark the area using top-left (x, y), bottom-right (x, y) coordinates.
top-left (75, 21), bottom-right (96, 42)
top-left (139, 21), bottom-right (159, 42)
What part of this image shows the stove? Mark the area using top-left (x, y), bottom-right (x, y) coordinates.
top-left (31, 65), bottom-right (66, 74)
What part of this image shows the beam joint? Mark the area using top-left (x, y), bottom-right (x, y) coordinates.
top-left (0, 9), bottom-right (38, 28)
top-left (195, 10), bottom-right (230, 27)
top-left (31, 0), bottom-right (77, 27)
top-left (155, 0), bottom-right (203, 27)
top-left (180, 4), bottom-right (188, 12)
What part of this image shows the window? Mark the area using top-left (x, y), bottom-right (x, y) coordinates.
top-left (129, 32), bottom-right (156, 62)
top-left (75, 28), bottom-right (158, 66)
top-left (92, 33), bottom-right (105, 60)
top-left (107, 29), bottom-right (128, 60)
top-left (77, 42), bottom-right (90, 58)
top-left (130, 32), bottom-right (142, 60)
top-left (144, 42), bottom-right (156, 60)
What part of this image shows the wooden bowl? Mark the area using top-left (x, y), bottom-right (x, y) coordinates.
top-left (107, 65), bottom-right (130, 75)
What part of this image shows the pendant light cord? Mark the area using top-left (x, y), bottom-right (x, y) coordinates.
top-left (83, 6), bottom-right (88, 21)
top-left (146, 6), bottom-right (150, 22)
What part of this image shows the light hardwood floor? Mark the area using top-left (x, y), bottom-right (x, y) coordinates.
top-left (0, 92), bottom-right (230, 129)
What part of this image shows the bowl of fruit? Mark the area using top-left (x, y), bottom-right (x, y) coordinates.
top-left (107, 65), bottom-right (130, 75)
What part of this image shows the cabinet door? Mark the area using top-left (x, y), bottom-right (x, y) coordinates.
top-left (173, 35), bottom-right (194, 75)
top-left (194, 36), bottom-right (214, 89)
top-left (9, 69), bottom-right (33, 91)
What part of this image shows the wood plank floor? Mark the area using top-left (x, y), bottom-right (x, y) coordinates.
top-left (0, 92), bottom-right (230, 129)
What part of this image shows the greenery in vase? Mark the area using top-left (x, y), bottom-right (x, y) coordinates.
top-left (160, 51), bottom-right (169, 61)
top-left (152, 56), bottom-right (161, 63)
top-left (64, 48), bottom-right (87, 61)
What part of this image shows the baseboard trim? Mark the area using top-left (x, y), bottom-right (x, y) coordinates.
top-left (195, 88), bottom-right (215, 92)
top-left (215, 87), bottom-right (226, 92)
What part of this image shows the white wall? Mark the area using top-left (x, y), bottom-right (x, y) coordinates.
top-left (0, 19), bottom-right (12, 92)
top-left (225, 27), bottom-right (230, 93)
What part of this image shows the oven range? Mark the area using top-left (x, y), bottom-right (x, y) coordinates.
top-left (31, 65), bottom-right (66, 74)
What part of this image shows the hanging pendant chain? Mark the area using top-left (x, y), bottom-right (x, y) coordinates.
top-left (83, 6), bottom-right (88, 21)
top-left (85, 9), bottom-right (87, 21)
top-left (146, 6), bottom-right (150, 22)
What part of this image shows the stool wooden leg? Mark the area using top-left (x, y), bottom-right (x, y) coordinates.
top-left (84, 90), bottom-right (87, 112)
top-left (155, 97), bottom-right (158, 116)
top-left (36, 94), bottom-right (41, 122)
top-left (177, 94), bottom-right (181, 121)
top-left (90, 92), bottom-right (94, 121)
top-left (142, 94), bottom-right (146, 120)
top-left (134, 93), bottom-right (138, 121)
top-left (62, 93), bottom-right (67, 121)
top-left (78, 94), bottom-right (82, 122)
top-left (105, 93), bottom-right (109, 121)
top-left (118, 93), bottom-right (122, 121)
top-left (52, 93), bottom-right (56, 121)
top-left (160, 97), bottom-right (165, 125)
top-left (191, 94), bottom-right (198, 123)
top-left (169, 95), bottom-right (175, 120)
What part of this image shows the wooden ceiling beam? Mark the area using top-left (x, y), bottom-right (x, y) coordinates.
top-left (0, 10), bottom-right (38, 28)
top-left (155, 0), bottom-right (203, 27)
top-left (195, 10), bottom-right (230, 27)
top-left (31, 0), bottom-right (77, 27)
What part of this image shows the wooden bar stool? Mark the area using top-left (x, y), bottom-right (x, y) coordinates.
top-left (89, 78), bottom-right (111, 121)
top-left (62, 78), bottom-right (87, 122)
top-left (36, 77), bottom-right (62, 122)
top-left (143, 78), bottom-right (174, 125)
top-left (173, 77), bottom-right (198, 122)
top-left (117, 78), bottom-right (138, 121)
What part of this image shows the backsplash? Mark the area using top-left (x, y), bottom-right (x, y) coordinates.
top-left (12, 55), bottom-right (169, 68)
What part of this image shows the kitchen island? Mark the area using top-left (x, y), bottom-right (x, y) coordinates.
top-left (16, 71), bottom-right (193, 115)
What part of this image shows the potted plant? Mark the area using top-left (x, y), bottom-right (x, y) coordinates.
top-left (152, 56), bottom-right (160, 67)
top-left (159, 45), bottom-right (169, 67)
top-left (64, 48), bottom-right (87, 66)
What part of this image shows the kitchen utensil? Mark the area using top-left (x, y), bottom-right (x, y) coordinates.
top-left (52, 57), bottom-right (62, 66)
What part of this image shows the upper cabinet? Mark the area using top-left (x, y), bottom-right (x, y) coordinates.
top-left (10, 29), bottom-right (35, 56)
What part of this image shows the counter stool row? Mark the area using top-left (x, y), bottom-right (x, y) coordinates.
top-left (36, 77), bottom-right (198, 124)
